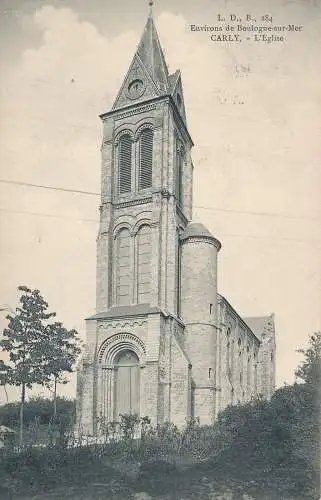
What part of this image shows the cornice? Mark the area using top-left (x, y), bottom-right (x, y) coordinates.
top-left (181, 235), bottom-right (222, 250)
top-left (218, 295), bottom-right (261, 345)
top-left (99, 95), bottom-right (193, 147)
top-left (113, 197), bottom-right (153, 209)
top-left (115, 103), bottom-right (158, 120)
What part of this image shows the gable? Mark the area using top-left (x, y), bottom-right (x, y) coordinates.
top-left (170, 71), bottom-right (187, 124)
top-left (112, 54), bottom-right (162, 111)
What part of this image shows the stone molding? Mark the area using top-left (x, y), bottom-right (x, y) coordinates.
top-left (98, 332), bottom-right (146, 364)
top-left (116, 103), bottom-right (157, 120)
top-left (113, 197), bottom-right (153, 209)
top-left (98, 319), bottom-right (147, 331)
top-left (181, 236), bottom-right (222, 250)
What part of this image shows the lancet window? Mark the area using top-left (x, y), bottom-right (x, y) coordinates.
top-left (137, 225), bottom-right (152, 303)
top-left (115, 228), bottom-right (131, 305)
top-left (118, 134), bottom-right (132, 194)
top-left (138, 128), bottom-right (153, 190)
top-left (117, 126), bottom-right (154, 195)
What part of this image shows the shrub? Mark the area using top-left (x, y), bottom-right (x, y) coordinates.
top-left (0, 397), bottom-right (75, 428)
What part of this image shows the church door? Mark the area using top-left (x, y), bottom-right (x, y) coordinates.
top-left (114, 350), bottom-right (140, 420)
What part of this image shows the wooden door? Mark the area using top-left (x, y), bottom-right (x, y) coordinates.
top-left (114, 350), bottom-right (140, 419)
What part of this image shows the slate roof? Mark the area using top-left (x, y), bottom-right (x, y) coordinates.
top-left (180, 223), bottom-right (221, 249)
top-left (87, 304), bottom-right (162, 320)
top-left (136, 13), bottom-right (169, 92)
top-left (243, 315), bottom-right (274, 340)
top-left (168, 70), bottom-right (180, 92)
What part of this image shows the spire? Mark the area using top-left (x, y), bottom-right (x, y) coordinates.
top-left (110, 4), bottom-right (180, 111)
top-left (136, 6), bottom-right (169, 92)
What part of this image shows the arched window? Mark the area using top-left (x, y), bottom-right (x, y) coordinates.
top-left (115, 228), bottom-right (131, 305)
top-left (247, 352), bottom-right (251, 387)
top-left (254, 361), bottom-right (258, 394)
top-left (114, 350), bottom-right (140, 419)
top-left (118, 134), bottom-right (132, 194)
top-left (138, 129), bottom-right (153, 190)
top-left (137, 225), bottom-right (151, 303)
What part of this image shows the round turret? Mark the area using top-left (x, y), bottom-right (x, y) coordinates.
top-left (180, 222), bottom-right (221, 425)
top-left (180, 223), bottom-right (221, 324)
top-left (180, 222), bottom-right (222, 249)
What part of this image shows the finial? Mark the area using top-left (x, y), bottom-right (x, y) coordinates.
top-left (148, 0), bottom-right (154, 15)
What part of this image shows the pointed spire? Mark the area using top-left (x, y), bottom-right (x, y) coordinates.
top-left (136, 7), bottom-right (169, 92)
top-left (148, 0), bottom-right (154, 16)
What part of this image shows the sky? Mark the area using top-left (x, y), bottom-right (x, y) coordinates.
top-left (0, 0), bottom-right (320, 403)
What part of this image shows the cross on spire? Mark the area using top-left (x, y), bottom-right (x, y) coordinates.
top-left (148, 0), bottom-right (154, 15)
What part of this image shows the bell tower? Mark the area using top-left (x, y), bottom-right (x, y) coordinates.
top-left (96, 7), bottom-right (194, 315)
top-left (76, 4), bottom-right (275, 433)
top-left (77, 7), bottom-right (196, 434)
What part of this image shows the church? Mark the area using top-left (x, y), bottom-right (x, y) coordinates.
top-left (76, 9), bottom-right (276, 434)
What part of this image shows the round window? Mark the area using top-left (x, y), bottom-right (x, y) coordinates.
top-left (127, 79), bottom-right (144, 99)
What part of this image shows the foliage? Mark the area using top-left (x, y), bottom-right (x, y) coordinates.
top-left (0, 286), bottom-right (81, 394)
top-left (0, 397), bottom-right (75, 428)
top-left (0, 445), bottom-right (127, 497)
top-left (295, 331), bottom-right (321, 387)
top-left (210, 384), bottom-right (319, 499)
top-left (41, 321), bottom-right (81, 418)
top-left (0, 387), bottom-right (318, 499)
top-left (119, 413), bottom-right (140, 440)
top-left (0, 285), bottom-right (81, 442)
top-left (0, 334), bottom-right (319, 498)
top-left (42, 322), bottom-right (81, 386)
top-left (0, 286), bottom-right (56, 391)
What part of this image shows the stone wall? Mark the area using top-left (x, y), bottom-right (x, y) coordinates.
top-left (216, 297), bottom-right (261, 415)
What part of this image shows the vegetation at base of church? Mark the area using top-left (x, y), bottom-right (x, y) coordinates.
top-left (0, 333), bottom-right (319, 499)
top-left (0, 286), bottom-right (81, 446)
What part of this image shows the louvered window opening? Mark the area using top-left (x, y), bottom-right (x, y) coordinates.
top-left (137, 226), bottom-right (151, 304)
top-left (119, 135), bottom-right (132, 194)
top-left (115, 229), bottom-right (131, 306)
top-left (139, 129), bottom-right (153, 190)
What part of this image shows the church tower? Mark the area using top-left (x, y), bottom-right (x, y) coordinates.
top-left (77, 7), bottom-right (200, 434)
top-left (76, 6), bottom-right (274, 435)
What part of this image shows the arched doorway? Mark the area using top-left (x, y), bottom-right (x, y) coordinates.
top-left (114, 350), bottom-right (140, 420)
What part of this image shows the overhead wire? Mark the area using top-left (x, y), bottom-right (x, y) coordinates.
top-left (0, 207), bottom-right (319, 244)
top-left (0, 178), bottom-right (319, 221)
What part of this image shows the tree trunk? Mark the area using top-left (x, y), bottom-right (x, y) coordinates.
top-left (20, 383), bottom-right (25, 447)
top-left (3, 384), bottom-right (8, 404)
top-left (53, 377), bottom-right (57, 422)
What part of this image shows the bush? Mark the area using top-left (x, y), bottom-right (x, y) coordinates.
top-left (0, 397), bottom-right (75, 428)
top-left (210, 384), bottom-right (320, 499)
top-left (0, 384), bottom-right (318, 499)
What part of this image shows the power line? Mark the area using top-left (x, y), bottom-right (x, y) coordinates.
top-left (194, 204), bottom-right (319, 221)
top-left (0, 207), bottom-right (97, 224)
top-left (0, 178), bottom-right (319, 221)
top-left (0, 206), bottom-right (319, 244)
top-left (0, 179), bottom-right (99, 197)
